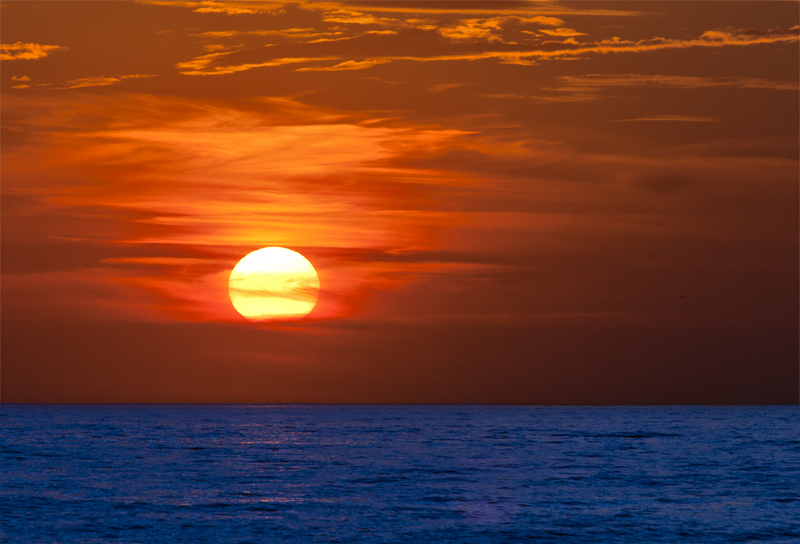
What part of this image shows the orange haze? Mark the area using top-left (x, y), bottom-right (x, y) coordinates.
top-left (2, 1), bottom-right (797, 403)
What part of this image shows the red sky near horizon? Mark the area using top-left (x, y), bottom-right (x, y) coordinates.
top-left (2, 1), bottom-right (798, 403)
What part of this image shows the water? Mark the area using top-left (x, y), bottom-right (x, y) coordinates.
top-left (1, 405), bottom-right (798, 543)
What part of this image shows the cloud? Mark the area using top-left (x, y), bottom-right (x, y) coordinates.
top-left (196, 28), bottom-right (343, 41)
top-left (2, 93), bottom-right (473, 321)
top-left (484, 92), bottom-right (595, 102)
top-left (11, 75), bottom-right (31, 81)
top-left (141, 1), bottom-right (284, 15)
top-left (539, 28), bottom-right (587, 37)
top-left (319, 8), bottom-right (397, 26)
top-left (523, 16), bottom-right (564, 26)
top-left (300, 2), bottom-right (641, 18)
top-left (555, 73), bottom-right (799, 92)
top-left (193, 5), bottom-right (260, 15)
top-left (499, 58), bottom-right (539, 67)
top-left (1, 42), bottom-right (68, 61)
top-left (337, 26), bottom-right (799, 70)
top-left (171, 13), bottom-right (797, 78)
top-left (287, 4), bottom-right (574, 45)
top-left (438, 15), bottom-right (567, 43)
top-left (178, 56), bottom-right (338, 75)
top-left (203, 43), bottom-right (234, 52)
top-left (698, 27), bottom-right (798, 43)
top-left (262, 27), bottom-right (800, 73)
top-left (55, 74), bottom-right (155, 90)
top-left (175, 51), bottom-right (232, 72)
top-left (64, 76), bottom-right (123, 89)
top-left (439, 23), bottom-right (501, 43)
top-left (296, 59), bottom-right (391, 72)
top-left (427, 83), bottom-right (469, 93)
top-left (525, 27), bottom-right (800, 60)
top-left (102, 257), bottom-right (219, 266)
top-left (66, 75), bottom-right (153, 89)
top-left (195, 27), bottom-right (396, 48)
top-left (614, 115), bottom-right (720, 123)
top-left (10, 73), bottom-right (155, 91)
top-left (591, 27), bottom-right (799, 52)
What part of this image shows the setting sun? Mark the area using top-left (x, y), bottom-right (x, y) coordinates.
top-left (228, 247), bottom-right (320, 321)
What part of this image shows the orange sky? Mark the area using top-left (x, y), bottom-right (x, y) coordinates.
top-left (2, 1), bottom-right (798, 403)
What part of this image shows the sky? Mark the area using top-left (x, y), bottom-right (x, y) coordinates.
top-left (1, 0), bottom-right (797, 404)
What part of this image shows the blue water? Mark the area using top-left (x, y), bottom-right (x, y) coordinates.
top-left (1, 405), bottom-right (798, 543)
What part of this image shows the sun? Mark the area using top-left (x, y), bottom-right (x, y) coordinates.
top-left (228, 247), bottom-right (320, 321)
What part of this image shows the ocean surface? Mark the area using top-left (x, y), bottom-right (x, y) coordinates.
top-left (1, 405), bottom-right (798, 544)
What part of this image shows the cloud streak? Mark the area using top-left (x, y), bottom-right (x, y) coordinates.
top-left (173, 25), bottom-right (800, 76)
top-left (295, 59), bottom-right (391, 71)
top-left (178, 56), bottom-right (338, 75)
top-left (614, 115), bottom-right (720, 123)
top-left (196, 28), bottom-right (347, 42)
top-left (2, 93), bottom-right (475, 321)
top-left (141, 1), bottom-right (285, 15)
top-left (389, 27), bottom-right (800, 64)
top-left (1, 42), bottom-right (68, 61)
top-left (539, 28), bottom-right (587, 37)
top-left (437, 15), bottom-right (566, 42)
top-left (62, 74), bottom-right (155, 89)
top-left (10, 74), bottom-right (156, 91)
top-left (301, 2), bottom-right (642, 18)
top-left (557, 73), bottom-right (800, 91)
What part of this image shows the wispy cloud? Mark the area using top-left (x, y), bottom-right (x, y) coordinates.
top-left (499, 71), bottom-right (798, 102)
top-left (177, 23), bottom-right (798, 76)
top-left (195, 27), bottom-right (397, 49)
top-left (319, 8), bottom-right (398, 26)
top-left (301, 2), bottom-right (642, 18)
top-left (2, 93), bottom-right (473, 321)
top-left (287, 9), bottom-right (570, 44)
top-left (9, 74), bottom-right (156, 91)
top-left (438, 23), bottom-right (501, 43)
top-left (553, 73), bottom-right (800, 94)
top-left (176, 51), bottom-right (235, 72)
top-left (427, 83), bottom-right (469, 93)
top-left (538, 28), bottom-right (587, 37)
top-left (196, 28), bottom-right (341, 40)
top-left (307, 27), bottom-right (800, 71)
top-left (168, 4), bottom-right (798, 77)
top-left (1, 42), bottom-right (68, 61)
top-left (179, 56), bottom-right (338, 76)
top-left (614, 115), bottom-right (720, 123)
top-left (296, 59), bottom-right (390, 72)
top-left (484, 92), bottom-right (596, 103)
top-left (141, 1), bottom-right (285, 15)
top-left (62, 74), bottom-right (155, 89)
top-left (586, 27), bottom-right (800, 53)
top-left (520, 16), bottom-right (563, 26)
top-left (437, 15), bottom-right (566, 43)
top-left (11, 75), bottom-right (32, 89)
